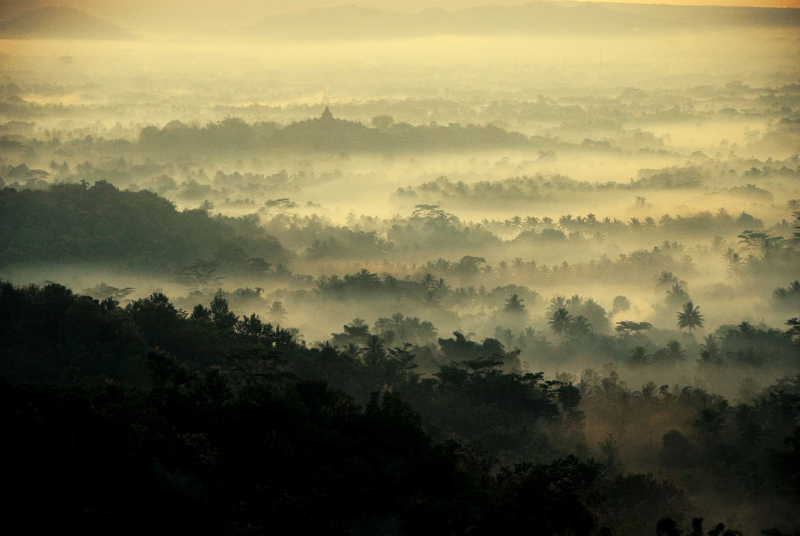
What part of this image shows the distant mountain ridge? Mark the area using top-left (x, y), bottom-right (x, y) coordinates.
top-left (0, 2), bottom-right (796, 39)
top-left (247, 2), bottom-right (800, 40)
top-left (596, 2), bottom-right (800, 28)
top-left (247, 3), bottom-right (663, 39)
top-left (0, 5), bottom-right (134, 40)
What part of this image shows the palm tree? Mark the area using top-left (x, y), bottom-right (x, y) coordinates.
top-left (362, 335), bottom-right (386, 368)
top-left (504, 294), bottom-right (526, 313)
top-left (524, 327), bottom-right (550, 350)
top-left (723, 247), bottom-right (742, 275)
top-left (653, 340), bottom-right (686, 365)
top-left (656, 271), bottom-right (678, 289)
top-left (341, 319), bottom-right (370, 344)
top-left (415, 319), bottom-right (438, 344)
top-left (389, 311), bottom-right (406, 333)
top-left (614, 320), bottom-right (651, 335)
top-left (432, 277), bottom-right (450, 296)
top-left (454, 288), bottom-right (469, 315)
top-left (566, 294), bottom-right (583, 310)
top-left (773, 280), bottom-right (800, 301)
top-left (174, 259), bottom-right (222, 286)
top-left (422, 290), bottom-right (441, 311)
top-left (269, 301), bottom-right (287, 324)
top-left (496, 327), bottom-right (515, 347)
top-left (433, 258), bottom-right (450, 270)
top-left (421, 272), bottom-right (436, 289)
top-left (700, 334), bottom-right (719, 357)
top-left (627, 346), bottom-right (649, 367)
top-left (567, 315), bottom-right (592, 338)
top-left (548, 308), bottom-right (573, 341)
top-left (385, 344), bottom-right (418, 389)
top-left (340, 342), bottom-right (364, 362)
top-left (666, 283), bottom-right (690, 305)
top-left (786, 318), bottom-right (800, 341)
top-left (350, 269), bottom-right (380, 289)
top-left (548, 295), bottom-right (566, 315)
top-left (676, 301), bottom-right (704, 332)
top-left (693, 408), bottom-right (724, 438)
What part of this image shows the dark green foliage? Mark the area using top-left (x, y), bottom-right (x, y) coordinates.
top-left (0, 280), bottom-right (147, 382)
top-left (138, 113), bottom-right (531, 158)
top-left (0, 181), bottom-right (289, 268)
top-left (677, 301), bottom-right (704, 332)
top-left (503, 293), bottom-right (526, 313)
top-left (0, 364), bottom-right (600, 536)
top-left (772, 280), bottom-right (800, 309)
top-left (488, 456), bottom-right (601, 534)
top-left (615, 320), bottom-right (652, 334)
top-left (558, 383), bottom-right (582, 410)
top-left (549, 307), bottom-right (573, 340)
top-left (660, 430), bottom-right (697, 469)
top-left (2, 280), bottom-right (800, 535)
top-left (0, 280), bottom-right (299, 383)
top-left (604, 474), bottom-right (690, 532)
top-left (711, 322), bottom-right (799, 368)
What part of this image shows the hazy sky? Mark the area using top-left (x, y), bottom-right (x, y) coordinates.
top-left (0, 0), bottom-right (796, 36)
top-left (56, 0), bottom-right (800, 11)
top-left (2, 0), bottom-right (799, 26)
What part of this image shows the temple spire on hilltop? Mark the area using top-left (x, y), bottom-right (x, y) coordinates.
top-left (321, 106), bottom-right (333, 121)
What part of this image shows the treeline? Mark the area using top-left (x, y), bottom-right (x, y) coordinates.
top-left (137, 114), bottom-right (535, 158)
top-left (5, 80), bottom-right (796, 133)
top-left (0, 181), bottom-right (290, 270)
top-left (305, 250), bottom-right (691, 308)
top-left (297, 209), bottom-right (796, 285)
top-left (7, 155), bottom-right (793, 218)
top-left (2, 279), bottom-right (799, 534)
top-left (575, 367), bottom-right (800, 533)
top-left (1, 375), bottom-right (610, 535)
top-left (395, 167), bottom-right (720, 206)
top-left (262, 214), bottom-right (394, 260)
top-left (141, 271), bottom-right (800, 374)
top-left (259, 206), bottom-right (774, 269)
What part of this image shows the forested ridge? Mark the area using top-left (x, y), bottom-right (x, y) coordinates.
top-left (2, 280), bottom-right (798, 535)
top-left (0, 181), bottom-right (290, 269)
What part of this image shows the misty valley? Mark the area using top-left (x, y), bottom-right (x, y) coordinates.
top-left (0, 2), bottom-right (799, 535)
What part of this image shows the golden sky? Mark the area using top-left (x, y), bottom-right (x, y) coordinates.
top-left (4, 0), bottom-right (800, 15)
top-left (91, 0), bottom-right (800, 12)
top-left (92, 0), bottom-right (800, 11)
top-left (1, 0), bottom-right (798, 29)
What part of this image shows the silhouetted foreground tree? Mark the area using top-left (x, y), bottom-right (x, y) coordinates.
top-left (2, 280), bottom-right (799, 535)
top-left (2, 355), bottom-right (727, 536)
top-left (0, 363), bottom-right (605, 535)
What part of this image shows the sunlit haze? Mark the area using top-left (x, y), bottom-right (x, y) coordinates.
top-left (1, 2), bottom-right (799, 535)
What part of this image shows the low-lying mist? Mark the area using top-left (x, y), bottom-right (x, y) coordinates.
top-left (2, 3), bottom-right (799, 535)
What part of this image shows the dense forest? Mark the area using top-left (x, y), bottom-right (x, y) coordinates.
top-left (1, 1), bottom-right (800, 534)
top-left (2, 281), bottom-right (799, 534)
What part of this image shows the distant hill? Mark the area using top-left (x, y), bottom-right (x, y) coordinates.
top-left (136, 108), bottom-right (536, 157)
top-left (247, 3), bottom-right (664, 40)
top-left (247, 2), bottom-right (800, 40)
top-left (0, 181), bottom-right (291, 268)
top-left (598, 2), bottom-right (800, 28)
top-left (0, 6), bottom-right (134, 40)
